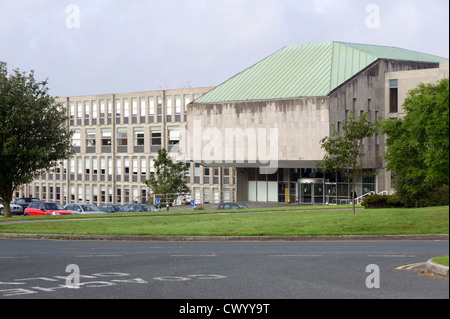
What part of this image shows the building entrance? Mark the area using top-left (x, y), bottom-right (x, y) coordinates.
top-left (299, 179), bottom-right (338, 205)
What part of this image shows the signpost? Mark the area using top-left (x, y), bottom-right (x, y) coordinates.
top-left (156, 198), bottom-right (161, 210)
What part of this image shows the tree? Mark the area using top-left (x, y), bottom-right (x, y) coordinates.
top-left (382, 78), bottom-right (449, 207)
top-left (317, 112), bottom-right (379, 215)
top-left (0, 62), bottom-right (73, 217)
top-left (144, 148), bottom-right (189, 205)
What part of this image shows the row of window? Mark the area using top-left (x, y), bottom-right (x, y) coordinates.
top-left (25, 183), bottom-right (235, 206)
top-left (38, 158), bottom-right (235, 185)
top-left (71, 126), bottom-right (180, 153)
top-left (65, 94), bottom-right (199, 126)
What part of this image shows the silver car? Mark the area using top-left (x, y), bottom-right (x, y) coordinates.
top-left (0, 202), bottom-right (24, 216)
top-left (64, 203), bottom-right (109, 214)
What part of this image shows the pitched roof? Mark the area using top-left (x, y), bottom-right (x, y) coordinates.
top-left (194, 41), bottom-right (448, 104)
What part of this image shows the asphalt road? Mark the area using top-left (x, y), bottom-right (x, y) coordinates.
top-left (0, 239), bottom-right (448, 302)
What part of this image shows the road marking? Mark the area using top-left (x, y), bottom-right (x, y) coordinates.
top-left (269, 255), bottom-right (322, 257)
top-left (396, 262), bottom-right (427, 270)
top-left (75, 255), bottom-right (122, 258)
top-left (171, 254), bottom-right (217, 257)
top-left (368, 255), bottom-right (416, 258)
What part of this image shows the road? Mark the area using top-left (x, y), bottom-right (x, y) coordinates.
top-left (0, 239), bottom-right (448, 302)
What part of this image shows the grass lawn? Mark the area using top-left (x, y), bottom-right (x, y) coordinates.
top-left (0, 206), bottom-right (448, 237)
top-left (433, 255), bottom-right (449, 267)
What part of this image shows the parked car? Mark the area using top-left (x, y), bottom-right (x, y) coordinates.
top-left (24, 202), bottom-right (73, 216)
top-left (217, 203), bottom-right (250, 210)
top-left (121, 204), bottom-right (158, 212)
top-left (64, 203), bottom-right (109, 214)
top-left (12, 197), bottom-right (41, 211)
top-left (97, 204), bottom-right (128, 213)
top-left (0, 198), bottom-right (24, 216)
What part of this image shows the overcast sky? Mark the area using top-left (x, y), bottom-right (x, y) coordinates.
top-left (1, 0), bottom-right (448, 97)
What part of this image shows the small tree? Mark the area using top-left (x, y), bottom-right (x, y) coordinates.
top-left (144, 148), bottom-right (189, 205)
top-left (317, 112), bottom-right (379, 215)
top-left (0, 62), bottom-right (73, 217)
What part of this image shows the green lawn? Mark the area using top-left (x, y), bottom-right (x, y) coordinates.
top-left (0, 206), bottom-right (448, 237)
top-left (433, 255), bottom-right (449, 267)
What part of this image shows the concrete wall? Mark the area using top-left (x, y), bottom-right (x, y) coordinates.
top-left (186, 97), bottom-right (330, 170)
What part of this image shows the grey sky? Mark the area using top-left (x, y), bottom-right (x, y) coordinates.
top-left (0, 0), bottom-right (448, 97)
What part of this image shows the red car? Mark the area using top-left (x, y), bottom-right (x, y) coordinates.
top-left (24, 201), bottom-right (73, 216)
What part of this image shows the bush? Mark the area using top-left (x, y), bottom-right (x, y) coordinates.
top-left (361, 194), bottom-right (403, 209)
top-left (396, 184), bottom-right (449, 208)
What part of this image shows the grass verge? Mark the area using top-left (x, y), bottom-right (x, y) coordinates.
top-left (433, 255), bottom-right (449, 267)
top-left (0, 206), bottom-right (448, 237)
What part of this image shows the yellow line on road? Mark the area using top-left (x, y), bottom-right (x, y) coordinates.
top-left (396, 262), bottom-right (427, 270)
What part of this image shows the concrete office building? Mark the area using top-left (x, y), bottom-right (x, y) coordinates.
top-left (186, 41), bottom-right (448, 204)
top-left (15, 87), bottom-right (238, 206)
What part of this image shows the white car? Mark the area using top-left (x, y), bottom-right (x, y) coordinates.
top-left (0, 201), bottom-right (24, 216)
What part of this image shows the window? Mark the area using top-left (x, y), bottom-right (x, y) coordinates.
top-left (132, 156), bottom-right (138, 175)
top-left (175, 95), bottom-right (181, 121)
top-left (151, 128), bottom-right (162, 151)
top-left (77, 101), bottom-right (82, 122)
top-left (70, 102), bottom-right (75, 119)
top-left (100, 100), bottom-right (105, 119)
top-left (149, 157), bottom-right (155, 174)
top-left (72, 130), bottom-right (81, 147)
top-left (149, 97), bottom-right (155, 121)
top-left (134, 127), bottom-right (145, 146)
top-left (102, 128), bottom-right (111, 146)
top-left (140, 157), bottom-right (146, 175)
top-left (117, 128), bottom-right (128, 146)
top-left (124, 157), bottom-right (130, 175)
top-left (92, 157), bottom-right (98, 175)
top-left (92, 100), bottom-right (98, 120)
top-left (389, 79), bottom-right (398, 113)
top-left (132, 98), bottom-right (138, 118)
top-left (107, 99), bottom-right (112, 118)
top-left (123, 98), bottom-right (129, 118)
top-left (166, 95), bottom-right (172, 122)
top-left (157, 96), bottom-right (162, 122)
top-left (140, 97), bottom-right (146, 118)
top-left (116, 157), bottom-right (122, 175)
top-left (84, 101), bottom-right (90, 119)
top-left (85, 157), bottom-right (90, 174)
top-left (100, 156), bottom-right (106, 175)
top-left (168, 126), bottom-right (179, 148)
top-left (115, 98), bottom-right (121, 117)
top-left (86, 129), bottom-right (96, 147)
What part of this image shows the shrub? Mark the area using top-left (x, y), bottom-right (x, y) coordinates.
top-left (361, 194), bottom-right (403, 209)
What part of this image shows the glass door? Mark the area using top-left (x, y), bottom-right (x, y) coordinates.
top-left (300, 183), bottom-right (312, 204)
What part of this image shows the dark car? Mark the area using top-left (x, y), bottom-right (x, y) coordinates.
top-left (13, 197), bottom-right (41, 211)
top-left (121, 204), bottom-right (158, 212)
top-left (97, 204), bottom-right (128, 213)
top-left (217, 203), bottom-right (250, 210)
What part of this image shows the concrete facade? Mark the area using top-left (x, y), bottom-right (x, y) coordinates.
top-left (15, 87), bottom-right (238, 206)
top-left (187, 60), bottom-right (447, 204)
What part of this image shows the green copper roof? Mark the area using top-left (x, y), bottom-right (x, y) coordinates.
top-left (194, 41), bottom-right (448, 103)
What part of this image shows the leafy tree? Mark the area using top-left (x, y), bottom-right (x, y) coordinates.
top-left (144, 148), bottom-right (189, 205)
top-left (317, 112), bottom-right (379, 215)
top-left (382, 78), bottom-right (449, 207)
top-left (0, 62), bottom-right (73, 217)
